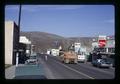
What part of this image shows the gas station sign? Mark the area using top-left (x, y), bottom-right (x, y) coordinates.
top-left (98, 35), bottom-right (107, 48)
top-left (98, 40), bottom-right (106, 47)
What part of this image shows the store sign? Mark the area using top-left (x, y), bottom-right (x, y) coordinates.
top-left (98, 35), bottom-right (107, 48)
top-left (98, 40), bottom-right (106, 47)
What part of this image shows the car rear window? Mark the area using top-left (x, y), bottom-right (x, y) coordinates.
top-left (30, 56), bottom-right (36, 59)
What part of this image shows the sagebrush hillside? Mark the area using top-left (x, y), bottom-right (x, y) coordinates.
top-left (20, 31), bottom-right (97, 53)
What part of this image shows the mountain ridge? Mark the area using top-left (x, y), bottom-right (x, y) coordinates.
top-left (20, 31), bottom-right (98, 53)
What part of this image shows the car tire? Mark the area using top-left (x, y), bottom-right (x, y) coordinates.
top-left (65, 59), bottom-right (69, 64)
top-left (74, 59), bottom-right (78, 64)
top-left (97, 64), bottom-right (100, 68)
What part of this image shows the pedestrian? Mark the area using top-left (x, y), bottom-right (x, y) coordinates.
top-left (37, 59), bottom-right (40, 67)
top-left (45, 55), bottom-right (48, 61)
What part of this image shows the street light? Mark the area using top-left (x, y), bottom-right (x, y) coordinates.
top-left (54, 41), bottom-right (58, 48)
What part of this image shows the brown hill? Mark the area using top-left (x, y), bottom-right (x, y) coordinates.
top-left (20, 31), bottom-right (96, 53)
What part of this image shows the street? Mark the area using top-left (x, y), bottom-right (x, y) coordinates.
top-left (6, 54), bottom-right (115, 79)
top-left (37, 54), bottom-right (115, 79)
top-left (5, 5), bottom-right (115, 80)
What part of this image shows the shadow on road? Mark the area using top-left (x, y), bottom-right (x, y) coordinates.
top-left (13, 75), bottom-right (47, 79)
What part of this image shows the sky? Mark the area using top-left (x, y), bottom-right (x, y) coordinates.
top-left (5, 5), bottom-right (114, 37)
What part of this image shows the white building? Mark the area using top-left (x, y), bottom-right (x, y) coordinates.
top-left (74, 42), bottom-right (81, 53)
top-left (47, 49), bottom-right (51, 55)
top-left (19, 36), bottom-right (31, 44)
top-left (106, 36), bottom-right (115, 53)
top-left (19, 36), bottom-right (31, 55)
top-left (5, 21), bottom-right (20, 65)
top-left (92, 42), bottom-right (98, 50)
top-left (92, 35), bottom-right (115, 54)
top-left (51, 49), bottom-right (59, 56)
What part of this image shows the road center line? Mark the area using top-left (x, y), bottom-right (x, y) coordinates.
top-left (53, 56), bottom-right (114, 76)
top-left (50, 58), bottom-right (95, 79)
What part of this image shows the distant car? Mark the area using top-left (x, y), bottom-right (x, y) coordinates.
top-left (92, 59), bottom-right (112, 68)
top-left (25, 55), bottom-right (38, 65)
top-left (107, 58), bottom-right (115, 67)
top-left (77, 54), bottom-right (86, 63)
top-left (77, 52), bottom-right (86, 63)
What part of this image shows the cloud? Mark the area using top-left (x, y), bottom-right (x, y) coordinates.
top-left (5, 5), bottom-right (85, 12)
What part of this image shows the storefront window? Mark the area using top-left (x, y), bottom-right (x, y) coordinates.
top-left (108, 48), bottom-right (115, 53)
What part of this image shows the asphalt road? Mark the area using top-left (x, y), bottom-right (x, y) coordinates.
top-left (38, 54), bottom-right (115, 79)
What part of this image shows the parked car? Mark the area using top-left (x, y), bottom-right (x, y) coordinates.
top-left (112, 60), bottom-right (115, 67)
top-left (92, 59), bottom-right (112, 68)
top-left (107, 58), bottom-right (115, 67)
top-left (25, 55), bottom-right (38, 65)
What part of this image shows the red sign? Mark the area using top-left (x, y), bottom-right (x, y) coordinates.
top-left (98, 40), bottom-right (106, 47)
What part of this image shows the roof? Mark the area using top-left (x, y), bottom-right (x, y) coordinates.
top-left (19, 36), bottom-right (31, 44)
top-left (107, 35), bottom-right (115, 40)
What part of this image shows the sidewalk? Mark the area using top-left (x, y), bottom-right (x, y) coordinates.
top-left (5, 65), bottom-right (16, 79)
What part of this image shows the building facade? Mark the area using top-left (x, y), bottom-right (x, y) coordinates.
top-left (19, 36), bottom-right (31, 56)
top-left (18, 36), bottom-right (31, 64)
top-left (74, 42), bottom-right (81, 53)
top-left (5, 21), bottom-right (20, 65)
top-left (92, 35), bottom-right (115, 54)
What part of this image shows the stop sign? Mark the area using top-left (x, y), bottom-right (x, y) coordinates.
top-left (98, 40), bottom-right (106, 47)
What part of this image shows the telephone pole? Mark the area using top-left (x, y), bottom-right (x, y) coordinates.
top-left (16, 4), bottom-right (22, 66)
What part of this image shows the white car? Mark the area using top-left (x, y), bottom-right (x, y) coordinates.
top-left (25, 56), bottom-right (38, 65)
top-left (77, 54), bottom-right (86, 62)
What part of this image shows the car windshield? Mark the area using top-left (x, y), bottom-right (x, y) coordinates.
top-left (30, 56), bottom-right (36, 59)
top-left (101, 59), bottom-right (111, 63)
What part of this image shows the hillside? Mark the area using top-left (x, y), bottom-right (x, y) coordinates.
top-left (20, 31), bottom-right (96, 53)
top-left (20, 31), bottom-right (70, 52)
